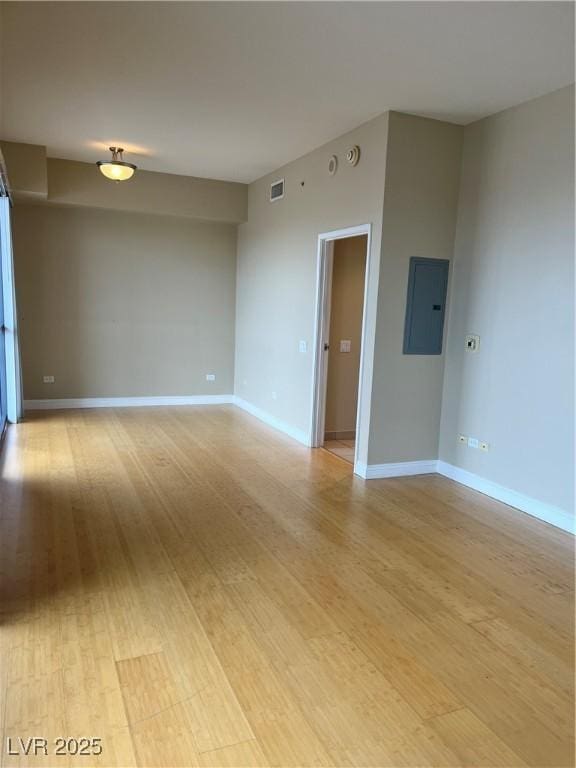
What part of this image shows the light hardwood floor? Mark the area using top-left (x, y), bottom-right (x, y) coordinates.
top-left (323, 440), bottom-right (355, 464)
top-left (0, 406), bottom-right (573, 768)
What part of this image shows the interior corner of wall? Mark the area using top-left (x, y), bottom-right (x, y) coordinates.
top-left (0, 140), bottom-right (48, 201)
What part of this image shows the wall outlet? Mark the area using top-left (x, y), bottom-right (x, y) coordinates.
top-left (43, 375), bottom-right (55, 384)
top-left (467, 437), bottom-right (479, 449)
top-left (480, 441), bottom-right (489, 452)
top-left (458, 434), bottom-right (467, 444)
top-left (299, 340), bottom-right (307, 353)
top-left (339, 339), bottom-right (351, 353)
top-left (465, 334), bottom-right (480, 352)
top-left (205, 374), bottom-right (216, 381)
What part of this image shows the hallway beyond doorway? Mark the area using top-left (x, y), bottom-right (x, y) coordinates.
top-left (324, 438), bottom-right (355, 464)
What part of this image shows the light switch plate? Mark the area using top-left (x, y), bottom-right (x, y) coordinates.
top-left (299, 340), bottom-right (307, 353)
top-left (340, 339), bottom-right (351, 353)
top-left (43, 375), bottom-right (55, 384)
top-left (468, 437), bottom-right (479, 449)
top-left (206, 374), bottom-right (216, 381)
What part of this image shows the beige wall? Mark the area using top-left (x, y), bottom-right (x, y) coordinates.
top-left (14, 204), bottom-right (237, 399)
top-left (235, 113), bottom-right (389, 453)
top-left (325, 235), bottom-right (366, 437)
top-left (440, 85), bottom-right (575, 517)
top-left (368, 112), bottom-right (463, 464)
top-left (235, 110), bottom-right (463, 462)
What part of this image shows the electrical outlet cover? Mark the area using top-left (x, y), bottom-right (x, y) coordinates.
top-left (465, 334), bottom-right (480, 352)
top-left (468, 437), bottom-right (479, 448)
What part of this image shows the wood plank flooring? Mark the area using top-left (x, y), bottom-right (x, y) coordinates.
top-left (0, 406), bottom-right (573, 767)
top-left (323, 440), bottom-right (355, 464)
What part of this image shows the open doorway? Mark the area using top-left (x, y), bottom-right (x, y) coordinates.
top-left (324, 234), bottom-right (367, 463)
top-left (310, 224), bottom-right (371, 471)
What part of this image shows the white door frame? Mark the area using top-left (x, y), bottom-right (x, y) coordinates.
top-left (310, 223), bottom-right (372, 473)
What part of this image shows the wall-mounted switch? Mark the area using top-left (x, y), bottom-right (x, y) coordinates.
top-left (299, 340), bottom-right (307, 353)
top-left (340, 340), bottom-right (351, 353)
top-left (206, 374), bottom-right (216, 381)
top-left (271, 391), bottom-right (277, 400)
top-left (43, 375), bottom-right (55, 384)
top-left (468, 437), bottom-right (479, 449)
top-left (465, 334), bottom-right (480, 352)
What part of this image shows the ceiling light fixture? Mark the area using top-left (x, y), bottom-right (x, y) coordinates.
top-left (97, 146), bottom-right (137, 181)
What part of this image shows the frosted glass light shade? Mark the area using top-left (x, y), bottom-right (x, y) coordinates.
top-left (97, 161), bottom-right (136, 181)
top-left (96, 147), bottom-right (137, 181)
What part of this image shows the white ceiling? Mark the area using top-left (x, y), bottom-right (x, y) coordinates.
top-left (1, 2), bottom-right (573, 183)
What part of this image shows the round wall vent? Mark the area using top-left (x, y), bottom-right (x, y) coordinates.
top-left (328, 155), bottom-right (338, 176)
top-left (346, 145), bottom-right (360, 166)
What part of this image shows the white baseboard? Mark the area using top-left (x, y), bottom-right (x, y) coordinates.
top-left (354, 460), bottom-right (438, 480)
top-left (437, 461), bottom-right (575, 535)
top-left (233, 396), bottom-right (310, 446)
top-left (24, 395), bottom-right (235, 410)
top-left (354, 458), bottom-right (573, 534)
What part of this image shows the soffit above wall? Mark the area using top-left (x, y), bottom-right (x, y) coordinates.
top-left (1, 141), bottom-right (247, 223)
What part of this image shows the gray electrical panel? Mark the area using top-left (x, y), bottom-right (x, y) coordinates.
top-left (403, 257), bottom-right (449, 355)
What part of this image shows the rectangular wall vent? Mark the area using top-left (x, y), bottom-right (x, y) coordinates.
top-left (270, 178), bottom-right (284, 202)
